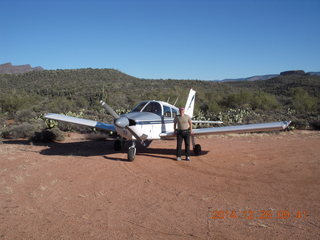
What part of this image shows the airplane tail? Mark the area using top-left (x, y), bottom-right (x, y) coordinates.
top-left (185, 88), bottom-right (196, 118)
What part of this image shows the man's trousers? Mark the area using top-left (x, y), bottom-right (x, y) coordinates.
top-left (176, 130), bottom-right (190, 157)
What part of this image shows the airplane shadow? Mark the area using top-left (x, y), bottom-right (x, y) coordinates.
top-left (2, 139), bottom-right (208, 161)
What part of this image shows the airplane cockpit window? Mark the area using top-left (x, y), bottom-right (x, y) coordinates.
top-left (142, 102), bottom-right (162, 116)
top-left (131, 101), bottom-right (148, 112)
top-left (163, 105), bottom-right (171, 118)
top-left (172, 108), bottom-right (178, 117)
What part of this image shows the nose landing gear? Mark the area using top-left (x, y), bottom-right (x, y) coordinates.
top-left (128, 141), bottom-right (136, 161)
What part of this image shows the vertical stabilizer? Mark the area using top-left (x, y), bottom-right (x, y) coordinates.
top-left (185, 88), bottom-right (196, 118)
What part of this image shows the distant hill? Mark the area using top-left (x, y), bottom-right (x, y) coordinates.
top-left (309, 72), bottom-right (320, 76)
top-left (0, 62), bottom-right (44, 74)
top-left (221, 70), bottom-right (320, 82)
top-left (0, 67), bottom-right (319, 131)
top-left (221, 74), bottom-right (278, 82)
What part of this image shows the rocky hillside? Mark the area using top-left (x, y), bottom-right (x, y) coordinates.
top-left (0, 62), bottom-right (44, 74)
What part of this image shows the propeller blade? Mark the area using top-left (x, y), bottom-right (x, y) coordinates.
top-left (100, 101), bottom-right (119, 119)
top-left (126, 127), bottom-right (147, 146)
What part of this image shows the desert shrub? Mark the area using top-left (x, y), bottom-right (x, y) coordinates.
top-left (291, 119), bottom-right (310, 130)
top-left (30, 127), bottom-right (65, 142)
top-left (220, 108), bottom-right (261, 124)
top-left (0, 91), bottom-right (40, 115)
top-left (251, 92), bottom-right (280, 111)
top-left (219, 90), bottom-right (280, 111)
top-left (46, 97), bottom-right (75, 113)
top-left (2, 122), bottom-right (42, 139)
top-left (291, 88), bottom-right (317, 113)
top-left (15, 109), bottom-right (37, 123)
top-left (0, 114), bottom-right (7, 132)
top-left (310, 120), bottom-right (320, 130)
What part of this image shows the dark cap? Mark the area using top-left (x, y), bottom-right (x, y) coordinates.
top-left (179, 107), bottom-right (185, 111)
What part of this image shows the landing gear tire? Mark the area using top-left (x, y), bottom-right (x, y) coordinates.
top-left (194, 144), bottom-right (202, 156)
top-left (128, 147), bottom-right (136, 161)
top-left (114, 139), bottom-right (123, 151)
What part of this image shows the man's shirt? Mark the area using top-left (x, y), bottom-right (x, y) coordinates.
top-left (174, 114), bottom-right (191, 130)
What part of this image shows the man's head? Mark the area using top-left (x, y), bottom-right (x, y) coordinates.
top-left (179, 107), bottom-right (185, 116)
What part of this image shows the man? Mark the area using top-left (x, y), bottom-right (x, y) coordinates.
top-left (174, 107), bottom-right (192, 161)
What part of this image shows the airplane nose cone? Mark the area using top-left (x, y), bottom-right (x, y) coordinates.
top-left (115, 117), bottom-right (129, 128)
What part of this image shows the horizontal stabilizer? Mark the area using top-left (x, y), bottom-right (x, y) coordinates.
top-left (44, 113), bottom-right (115, 132)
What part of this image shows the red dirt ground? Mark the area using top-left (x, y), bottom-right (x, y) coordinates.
top-left (0, 130), bottom-right (319, 240)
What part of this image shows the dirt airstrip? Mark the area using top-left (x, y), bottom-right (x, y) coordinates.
top-left (0, 130), bottom-right (319, 240)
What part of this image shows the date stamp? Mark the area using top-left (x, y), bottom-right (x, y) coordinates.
top-left (210, 209), bottom-right (308, 220)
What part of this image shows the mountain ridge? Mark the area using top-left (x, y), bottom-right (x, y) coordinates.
top-left (0, 62), bottom-right (44, 74)
top-left (1, 62), bottom-right (319, 81)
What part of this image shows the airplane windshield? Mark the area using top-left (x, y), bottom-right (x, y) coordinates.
top-left (142, 102), bottom-right (162, 116)
top-left (131, 101), bottom-right (148, 112)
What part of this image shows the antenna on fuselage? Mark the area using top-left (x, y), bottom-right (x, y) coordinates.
top-left (166, 97), bottom-right (170, 103)
top-left (173, 96), bottom-right (179, 106)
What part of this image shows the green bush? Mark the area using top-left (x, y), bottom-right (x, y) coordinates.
top-left (2, 122), bottom-right (42, 139)
top-left (291, 119), bottom-right (310, 130)
top-left (0, 91), bottom-right (40, 115)
top-left (15, 109), bottom-right (37, 123)
top-left (30, 127), bottom-right (65, 142)
top-left (291, 88), bottom-right (317, 113)
top-left (310, 120), bottom-right (320, 130)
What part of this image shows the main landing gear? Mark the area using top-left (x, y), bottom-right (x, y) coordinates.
top-left (192, 136), bottom-right (202, 156)
top-left (114, 139), bottom-right (124, 151)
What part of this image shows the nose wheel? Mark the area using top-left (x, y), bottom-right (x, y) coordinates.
top-left (128, 141), bottom-right (136, 161)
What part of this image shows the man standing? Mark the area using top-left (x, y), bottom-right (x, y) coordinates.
top-left (174, 107), bottom-right (192, 161)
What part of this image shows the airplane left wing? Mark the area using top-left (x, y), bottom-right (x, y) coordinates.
top-left (160, 121), bottom-right (291, 138)
top-left (44, 113), bottom-right (116, 131)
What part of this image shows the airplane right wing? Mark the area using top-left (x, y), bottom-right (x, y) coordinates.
top-left (159, 121), bottom-right (291, 138)
top-left (44, 113), bottom-right (116, 132)
top-left (192, 121), bottom-right (291, 136)
top-left (192, 120), bottom-right (223, 124)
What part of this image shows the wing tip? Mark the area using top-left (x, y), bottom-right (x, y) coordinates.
top-left (283, 120), bottom-right (292, 129)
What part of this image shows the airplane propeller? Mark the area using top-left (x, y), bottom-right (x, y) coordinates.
top-left (100, 100), bottom-right (145, 146)
top-left (100, 100), bottom-right (119, 119)
top-left (114, 116), bottom-right (129, 128)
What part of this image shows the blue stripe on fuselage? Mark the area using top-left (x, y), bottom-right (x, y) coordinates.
top-left (135, 120), bottom-right (174, 125)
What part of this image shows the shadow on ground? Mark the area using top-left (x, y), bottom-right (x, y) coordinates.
top-left (2, 139), bottom-right (208, 161)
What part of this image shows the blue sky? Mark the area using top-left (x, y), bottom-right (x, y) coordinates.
top-left (1, 0), bottom-right (319, 80)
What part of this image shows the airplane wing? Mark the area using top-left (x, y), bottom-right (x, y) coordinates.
top-left (44, 113), bottom-right (116, 132)
top-left (191, 121), bottom-right (291, 136)
top-left (192, 120), bottom-right (223, 124)
top-left (160, 121), bottom-right (291, 138)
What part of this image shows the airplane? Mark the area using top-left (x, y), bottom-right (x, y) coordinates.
top-left (44, 89), bottom-right (291, 161)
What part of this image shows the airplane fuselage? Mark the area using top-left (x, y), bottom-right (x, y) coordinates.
top-left (116, 101), bottom-right (179, 140)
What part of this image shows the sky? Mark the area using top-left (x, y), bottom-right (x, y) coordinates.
top-left (1, 0), bottom-right (320, 80)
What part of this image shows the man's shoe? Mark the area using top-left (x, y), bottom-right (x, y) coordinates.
top-left (177, 157), bottom-right (182, 161)
top-left (186, 156), bottom-right (190, 161)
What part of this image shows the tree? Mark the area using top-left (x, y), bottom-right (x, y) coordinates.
top-left (291, 88), bottom-right (317, 113)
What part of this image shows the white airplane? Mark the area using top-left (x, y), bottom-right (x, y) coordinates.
top-left (44, 89), bottom-right (291, 161)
